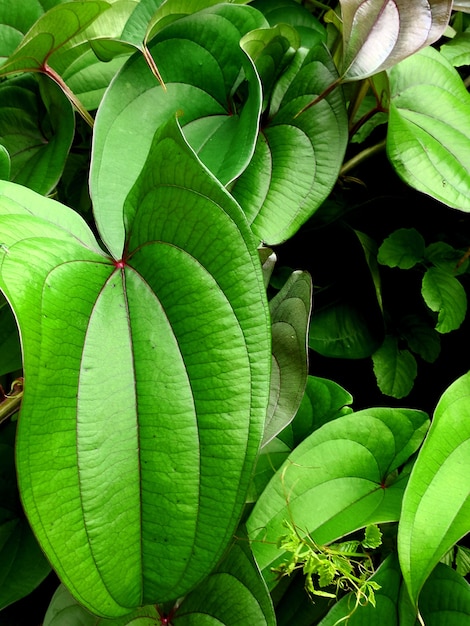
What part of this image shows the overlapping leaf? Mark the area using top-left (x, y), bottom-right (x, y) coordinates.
top-left (231, 42), bottom-right (348, 244)
top-left (398, 370), bottom-right (470, 607)
top-left (247, 408), bottom-right (429, 586)
top-left (340, 0), bottom-right (453, 81)
top-left (263, 270), bottom-right (312, 446)
top-left (0, 116), bottom-right (271, 616)
top-left (387, 46), bottom-right (470, 211)
top-left (0, 74), bottom-right (74, 194)
top-left (91, 3), bottom-right (265, 255)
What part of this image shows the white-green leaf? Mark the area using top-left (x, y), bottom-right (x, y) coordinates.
top-left (387, 46), bottom-right (470, 211)
top-left (340, 0), bottom-right (453, 81)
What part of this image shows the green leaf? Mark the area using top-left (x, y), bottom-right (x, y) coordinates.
top-left (310, 301), bottom-right (383, 359)
top-left (398, 371), bottom-right (470, 607)
top-left (43, 584), bottom-right (159, 626)
top-left (231, 43), bottom-right (348, 244)
top-left (247, 407), bottom-right (429, 586)
top-left (240, 23), bottom-right (301, 110)
top-left (264, 270), bottom-right (312, 446)
top-left (419, 563), bottom-right (470, 625)
top-left (387, 46), bottom-right (470, 212)
top-left (422, 266), bottom-right (467, 333)
top-left (318, 553), bottom-right (402, 626)
top-left (363, 524), bottom-right (383, 549)
top-left (0, 1), bottom-right (111, 75)
top-left (340, 0), bottom-right (453, 81)
top-left (377, 228), bottom-right (425, 269)
top-left (0, 423), bottom-right (51, 610)
top-left (0, 295), bottom-right (21, 376)
top-left (456, 545), bottom-right (470, 577)
top-left (278, 375), bottom-right (353, 449)
top-left (174, 533), bottom-right (276, 625)
top-left (0, 144), bottom-right (10, 181)
top-left (91, 4), bottom-right (265, 256)
top-left (0, 74), bottom-right (75, 194)
top-left (400, 315), bottom-right (440, 363)
top-left (0, 116), bottom-right (271, 616)
top-left (440, 30), bottom-right (470, 67)
top-left (425, 241), bottom-right (467, 274)
top-left (250, 0), bottom-right (326, 48)
top-left (372, 335), bottom-right (417, 399)
top-left (247, 437), bottom-right (291, 504)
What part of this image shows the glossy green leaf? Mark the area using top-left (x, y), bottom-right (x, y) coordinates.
top-left (398, 370), bottom-right (470, 607)
top-left (425, 241), bottom-right (468, 274)
top-left (247, 437), bottom-right (290, 504)
top-left (0, 74), bottom-right (74, 194)
top-left (422, 266), bottom-right (467, 333)
top-left (378, 228), bottom-right (425, 269)
top-left (0, 116), bottom-right (270, 616)
top-left (247, 408), bottom-right (429, 586)
top-left (231, 43), bottom-right (348, 244)
top-left (264, 270), bottom-right (312, 446)
top-left (318, 553), bottom-right (401, 626)
top-left (340, 0), bottom-right (453, 81)
top-left (372, 335), bottom-right (417, 399)
top-left (0, 423), bottom-right (51, 610)
top-left (91, 4), bottom-right (265, 256)
top-left (0, 1), bottom-right (110, 76)
top-left (387, 46), bottom-right (470, 211)
top-left (174, 534), bottom-right (276, 625)
top-left (278, 375), bottom-right (353, 450)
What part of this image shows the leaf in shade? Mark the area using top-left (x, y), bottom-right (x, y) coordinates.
top-left (263, 271), bottom-right (312, 446)
top-left (0, 145), bottom-right (10, 181)
top-left (387, 46), bottom-right (470, 212)
top-left (174, 533), bottom-right (276, 626)
top-left (340, 0), bottom-right (453, 81)
top-left (418, 563), bottom-right (470, 626)
top-left (247, 408), bottom-right (429, 587)
top-left (0, 295), bottom-right (21, 376)
top-left (398, 371), bottom-right (470, 608)
top-left (0, 74), bottom-right (74, 195)
top-left (0, 116), bottom-right (271, 616)
top-left (377, 228), bottom-right (425, 269)
top-left (372, 335), bottom-right (417, 399)
top-left (0, 423), bottom-right (51, 611)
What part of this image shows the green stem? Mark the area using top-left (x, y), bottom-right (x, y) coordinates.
top-left (44, 65), bottom-right (95, 128)
top-left (0, 378), bottom-right (23, 426)
top-left (340, 139), bottom-right (387, 176)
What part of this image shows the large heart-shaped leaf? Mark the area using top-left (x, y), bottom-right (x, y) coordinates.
top-left (398, 370), bottom-right (470, 607)
top-left (387, 46), bottom-right (470, 212)
top-left (247, 408), bottom-right (429, 586)
top-left (0, 116), bottom-right (270, 616)
top-left (91, 4), bottom-right (264, 256)
top-left (231, 42), bottom-right (348, 244)
top-left (340, 0), bottom-right (453, 81)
